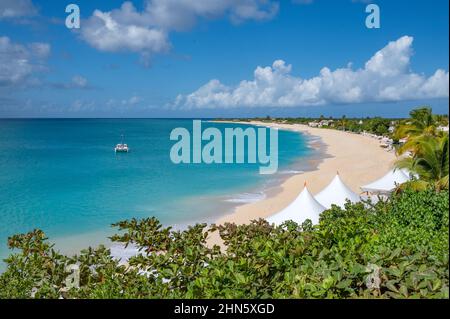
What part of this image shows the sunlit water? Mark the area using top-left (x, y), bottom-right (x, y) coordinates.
top-left (0, 119), bottom-right (316, 265)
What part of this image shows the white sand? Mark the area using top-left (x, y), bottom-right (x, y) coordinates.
top-left (207, 121), bottom-right (397, 246)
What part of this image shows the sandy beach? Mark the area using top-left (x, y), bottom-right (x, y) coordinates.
top-left (213, 121), bottom-right (397, 227)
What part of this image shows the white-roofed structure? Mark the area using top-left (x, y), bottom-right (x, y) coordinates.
top-left (315, 173), bottom-right (361, 209)
top-left (360, 168), bottom-right (411, 194)
top-left (267, 184), bottom-right (325, 226)
top-left (400, 168), bottom-right (419, 179)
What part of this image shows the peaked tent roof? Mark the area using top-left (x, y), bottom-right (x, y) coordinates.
top-left (400, 168), bottom-right (419, 179)
top-left (315, 173), bottom-right (361, 209)
top-left (360, 169), bottom-right (411, 194)
top-left (267, 185), bottom-right (325, 226)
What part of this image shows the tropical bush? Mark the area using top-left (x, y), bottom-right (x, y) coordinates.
top-left (396, 134), bottom-right (449, 191)
top-left (0, 189), bottom-right (448, 299)
top-left (394, 107), bottom-right (449, 191)
top-left (394, 107), bottom-right (443, 143)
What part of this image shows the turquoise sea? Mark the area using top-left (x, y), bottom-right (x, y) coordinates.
top-left (0, 119), bottom-right (315, 265)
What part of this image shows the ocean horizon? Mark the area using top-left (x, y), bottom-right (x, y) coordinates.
top-left (0, 119), bottom-right (316, 266)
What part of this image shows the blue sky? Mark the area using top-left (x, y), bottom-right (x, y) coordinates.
top-left (0, 0), bottom-right (448, 118)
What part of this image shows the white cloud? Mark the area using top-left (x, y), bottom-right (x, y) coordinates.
top-left (122, 95), bottom-right (142, 106)
top-left (81, 3), bottom-right (170, 56)
top-left (80, 0), bottom-right (279, 62)
top-left (364, 36), bottom-right (412, 77)
top-left (71, 75), bottom-right (88, 88)
top-left (144, 0), bottom-right (279, 30)
top-left (0, 36), bottom-right (50, 87)
top-left (52, 75), bottom-right (89, 89)
top-left (71, 99), bottom-right (95, 112)
top-left (28, 42), bottom-right (51, 58)
top-left (0, 0), bottom-right (37, 19)
top-left (105, 95), bottom-right (143, 108)
top-left (173, 36), bottom-right (449, 109)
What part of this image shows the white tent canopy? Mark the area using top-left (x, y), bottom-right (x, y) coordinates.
top-left (267, 185), bottom-right (325, 226)
top-left (400, 168), bottom-right (418, 179)
top-left (360, 168), bottom-right (411, 194)
top-left (315, 173), bottom-right (361, 209)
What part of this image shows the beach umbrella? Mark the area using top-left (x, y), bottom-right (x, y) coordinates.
top-left (315, 173), bottom-right (361, 209)
top-left (267, 183), bottom-right (326, 226)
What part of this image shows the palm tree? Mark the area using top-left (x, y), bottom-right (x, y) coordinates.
top-left (394, 107), bottom-right (444, 156)
top-left (434, 114), bottom-right (449, 127)
top-left (395, 134), bottom-right (449, 191)
top-left (394, 107), bottom-right (439, 139)
top-left (340, 115), bottom-right (347, 131)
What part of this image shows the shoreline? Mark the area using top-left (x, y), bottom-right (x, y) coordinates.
top-left (0, 120), bottom-right (398, 264)
top-left (212, 121), bottom-right (397, 227)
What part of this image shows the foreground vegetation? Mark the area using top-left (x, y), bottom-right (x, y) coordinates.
top-left (1, 189), bottom-right (448, 299)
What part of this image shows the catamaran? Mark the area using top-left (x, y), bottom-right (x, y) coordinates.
top-left (115, 135), bottom-right (129, 153)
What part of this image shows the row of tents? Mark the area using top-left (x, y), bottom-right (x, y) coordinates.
top-left (267, 168), bottom-right (412, 226)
